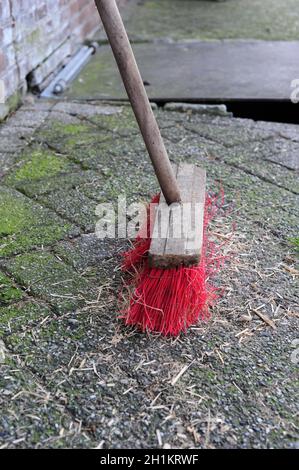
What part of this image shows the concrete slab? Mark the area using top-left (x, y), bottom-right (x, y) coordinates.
top-left (66, 40), bottom-right (299, 102)
top-left (122, 0), bottom-right (299, 42)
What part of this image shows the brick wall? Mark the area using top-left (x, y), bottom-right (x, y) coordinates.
top-left (0, 0), bottom-right (128, 109)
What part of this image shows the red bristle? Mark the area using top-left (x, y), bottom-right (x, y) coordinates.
top-left (122, 193), bottom-right (159, 271)
top-left (120, 192), bottom-right (224, 336)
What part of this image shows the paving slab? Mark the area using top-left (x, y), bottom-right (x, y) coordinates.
top-left (0, 272), bottom-right (23, 306)
top-left (3, 252), bottom-right (93, 314)
top-left (0, 355), bottom-right (90, 448)
top-left (122, 0), bottom-right (299, 42)
top-left (0, 186), bottom-right (78, 257)
top-left (0, 301), bottom-right (52, 337)
top-left (66, 40), bottom-right (299, 102)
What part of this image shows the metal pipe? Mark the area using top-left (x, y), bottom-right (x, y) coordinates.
top-left (41, 43), bottom-right (98, 98)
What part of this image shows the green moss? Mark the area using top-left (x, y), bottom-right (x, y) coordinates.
top-left (0, 190), bottom-right (32, 237)
top-left (36, 121), bottom-right (114, 167)
top-left (61, 123), bottom-right (92, 135)
top-left (289, 237), bottom-right (299, 247)
top-left (27, 28), bottom-right (41, 45)
top-left (13, 171), bottom-right (90, 198)
top-left (88, 107), bottom-right (138, 136)
top-left (66, 57), bottom-right (117, 100)
top-left (36, 115), bottom-right (143, 172)
top-left (289, 237), bottom-right (299, 254)
top-left (38, 121), bottom-right (96, 143)
top-left (0, 301), bottom-right (51, 337)
top-left (6, 149), bottom-right (70, 184)
top-left (0, 272), bottom-right (23, 305)
top-left (4, 252), bottom-right (91, 313)
top-left (0, 90), bottom-right (22, 122)
top-left (0, 186), bottom-right (75, 256)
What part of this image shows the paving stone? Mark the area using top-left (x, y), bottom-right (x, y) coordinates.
top-left (0, 186), bottom-right (78, 257)
top-left (0, 272), bottom-right (23, 306)
top-left (36, 120), bottom-right (116, 166)
top-left (7, 110), bottom-right (49, 129)
top-left (262, 139), bottom-right (299, 171)
top-left (0, 124), bottom-right (37, 137)
top-left (8, 170), bottom-right (91, 199)
top-left (20, 168), bottom-right (108, 199)
top-left (0, 153), bottom-right (18, 178)
top-left (0, 136), bottom-right (28, 153)
top-left (54, 234), bottom-right (121, 271)
top-left (164, 102), bottom-right (231, 117)
top-left (206, 161), bottom-right (298, 238)
top-left (36, 118), bottom-right (148, 177)
top-left (0, 301), bottom-right (52, 337)
top-left (66, 40), bottom-right (299, 101)
top-left (123, 0), bottom-right (299, 41)
top-left (183, 115), bottom-right (277, 147)
top-left (0, 356), bottom-right (90, 448)
top-left (52, 101), bottom-right (122, 117)
top-left (77, 154), bottom-right (156, 202)
top-left (21, 99), bottom-right (54, 112)
top-left (79, 106), bottom-right (140, 137)
top-left (38, 189), bottom-right (99, 231)
top-left (4, 291), bottom-right (299, 448)
top-left (220, 145), bottom-right (299, 195)
top-left (4, 147), bottom-right (78, 193)
top-left (3, 252), bottom-right (93, 314)
top-left (44, 111), bottom-right (84, 127)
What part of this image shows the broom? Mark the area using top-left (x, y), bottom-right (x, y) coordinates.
top-left (94, 0), bottom-right (220, 336)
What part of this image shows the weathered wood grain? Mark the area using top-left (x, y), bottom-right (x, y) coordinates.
top-left (149, 164), bottom-right (206, 269)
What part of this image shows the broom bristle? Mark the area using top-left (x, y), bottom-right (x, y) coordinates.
top-left (121, 192), bottom-right (223, 336)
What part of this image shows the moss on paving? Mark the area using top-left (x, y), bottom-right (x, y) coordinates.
top-left (36, 109), bottom-right (140, 169)
top-left (35, 116), bottom-right (156, 201)
top-left (5, 148), bottom-right (72, 184)
top-left (5, 302), bottom-right (299, 448)
top-left (0, 301), bottom-right (52, 337)
top-left (33, 110), bottom-right (299, 241)
top-left (86, 106), bottom-right (139, 137)
top-left (0, 272), bottom-right (23, 305)
top-left (3, 252), bottom-right (92, 314)
top-left (5, 308), bottom-right (104, 371)
top-left (289, 237), bottom-right (299, 255)
top-left (53, 234), bottom-right (120, 272)
top-left (38, 189), bottom-right (100, 231)
top-left (0, 186), bottom-right (76, 257)
top-left (153, 111), bottom-right (299, 239)
top-left (4, 146), bottom-right (80, 198)
top-left (0, 357), bottom-right (91, 448)
top-left (221, 148), bottom-right (299, 195)
top-left (124, 0), bottom-right (299, 41)
top-left (37, 121), bottom-right (114, 166)
top-left (8, 171), bottom-right (89, 199)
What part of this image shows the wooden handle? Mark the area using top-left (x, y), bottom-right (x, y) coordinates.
top-left (94, 0), bottom-right (181, 205)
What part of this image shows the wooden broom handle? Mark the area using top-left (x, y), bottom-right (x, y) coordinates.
top-left (94, 0), bottom-right (181, 205)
